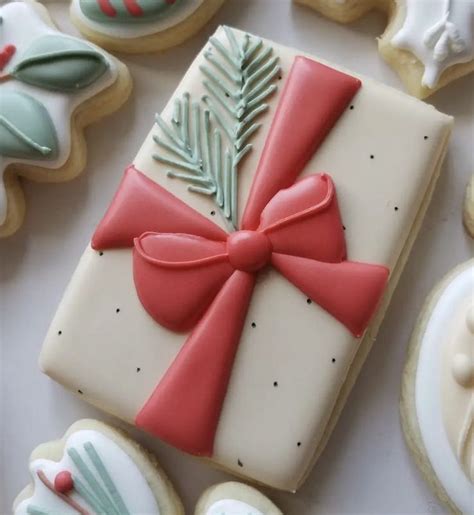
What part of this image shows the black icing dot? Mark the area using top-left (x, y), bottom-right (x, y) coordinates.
top-left (370, 154), bottom-right (375, 160)
top-left (273, 381), bottom-right (278, 387)
top-left (238, 459), bottom-right (243, 467)
top-left (297, 442), bottom-right (302, 447)
top-left (116, 308), bottom-right (120, 313)
top-left (332, 358), bottom-right (336, 363)
top-left (343, 225), bottom-right (346, 231)
top-left (58, 330), bottom-right (62, 336)
top-left (251, 322), bottom-right (256, 328)
top-left (278, 75), bottom-right (282, 80)
top-left (99, 251), bottom-right (104, 256)
top-left (77, 389), bottom-right (83, 395)
top-left (349, 105), bottom-right (354, 110)
top-left (306, 298), bottom-right (312, 305)
top-left (424, 136), bottom-right (429, 140)
top-left (210, 210), bottom-right (216, 216)
top-left (394, 206), bottom-right (399, 211)
top-left (136, 367), bottom-right (141, 373)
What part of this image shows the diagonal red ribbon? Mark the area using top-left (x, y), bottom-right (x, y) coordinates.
top-left (92, 57), bottom-right (389, 456)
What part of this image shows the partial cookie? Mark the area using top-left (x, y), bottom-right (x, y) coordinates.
top-left (70, 0), bottom-right (226, 54)
top-left (40, 25), bottom-right (452, 491)
top-left (294, 0), bottom-right (474, 98)
top-left (195, 482), bottom-right (282, 515)
top-left (0, 0), bottom-right (132, 238)
top-left (400, 260), bottom-right (473, 514)
top-left (463, 175), bottom-right (474, 238)
top-left (13, 419), bottom-right (184, 515)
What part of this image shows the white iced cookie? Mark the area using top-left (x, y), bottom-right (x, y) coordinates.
top-left (294, 0), bottom-right (474, 98)
top-left (195, 482), bottom-right (282, 515)
top-left (400, 260), bottom-right (474, 513)
top-left (463, 174), bottom-right (474, 238)
top-left (0, 0), bottom-right (132, 238)
top-left (13, 419), bottom-right (184, 515)
top-left (70, 0), bottom-right (226, 54)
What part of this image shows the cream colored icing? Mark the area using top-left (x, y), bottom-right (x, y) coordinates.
top-left (206, 500), bottom-right (264, 515)
top-left (392, 0), bottom-right (474, 88)
top-left (417, 262), bottom-right (473, 513)
top-left (14, 429), bottom-right (160, 515)
top-left (445, 302), bottom-right (474, 482)
top-left (70, 0), bottom-right (206, 39)
top-left (40, 26), bottom-right (453, 491)
top-left (0, 0), bottom-right (118, 227)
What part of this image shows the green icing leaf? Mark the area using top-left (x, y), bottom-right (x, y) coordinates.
top-left (11, 35), bottom-right (109, 92)
top-left (0, 91), bottom-right (58, 160)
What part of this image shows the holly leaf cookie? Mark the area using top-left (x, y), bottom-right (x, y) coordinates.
top-left (294, 0), bottom-right (474, 98)
top-left (0, 0), bottom-right (132, 238)
top-left (195, 482), bottom-right (283, 515)
top-left (70, 0), bottom-right (226, 54)
top-left (13, 419), bottom-right (184, 515)
top-left (400, 260), bottom-right (474, 513)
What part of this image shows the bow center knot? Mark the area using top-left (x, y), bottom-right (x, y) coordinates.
top-left (227, 230), bottom-right (272, 273)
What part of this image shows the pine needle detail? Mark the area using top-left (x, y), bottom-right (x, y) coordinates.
top-left (153, 27), bottom-right (280, 230)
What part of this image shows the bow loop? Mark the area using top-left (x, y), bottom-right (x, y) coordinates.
top-left (260, 174), bottom-right (346, 263)
top-left (92, 166), bottom-right (227, 250)
top-left (134, 232), bottom-right (233, 332)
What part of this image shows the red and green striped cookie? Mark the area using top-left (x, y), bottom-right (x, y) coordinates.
top-left (79, 0), bottom-right (179, 24)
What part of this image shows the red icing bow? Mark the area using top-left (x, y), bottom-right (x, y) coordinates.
top-left (92, 57), bottom-right (389, 457)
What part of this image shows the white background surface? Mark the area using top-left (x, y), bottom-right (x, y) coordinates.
top-left (1, 1), bottom-right (473, 513)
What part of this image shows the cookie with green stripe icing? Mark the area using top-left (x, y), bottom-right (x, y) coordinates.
top-left (13, 419), bottom-right (184, 515)
top-left (70, 0), bottom-right (226, 54)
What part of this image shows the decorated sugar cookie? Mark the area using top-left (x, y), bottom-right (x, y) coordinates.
top-left (400, 260), bottom-right (474, 513)
top-left (294, 0), bottom-right (474, 98)
top-left (40, 25), bottom-right (453, 491)
top-left (0, 0), bottom-right (131, 238)
top-left (463, 175), bottom-right (474, 238)
top-left (13, 419), bottom-right (184, 515)
top-left (70, 0), bottom-right (226, 53)
top-left (195, 482), bottom-right (282, 515)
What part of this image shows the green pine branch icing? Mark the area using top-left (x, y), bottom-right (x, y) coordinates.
top-left (0, 91), bottom-right (58, 160)
top-left (28, 441), bottom-right (130, 515)
top-left (11, 35), bottom-right (109, 93)
top-left (153, 27), bottom-right (281, 230)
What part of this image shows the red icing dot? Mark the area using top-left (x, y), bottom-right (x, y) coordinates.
top-left (0, 44), bottom-right (16, 71)
top-left (54, 470), bottom-right (74, 493)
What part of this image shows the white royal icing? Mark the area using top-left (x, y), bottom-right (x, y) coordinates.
top-left (15, 429), bottom-right (160, 515)
top-left (392, 0), bottom-right (474, 88)
top-left (0, 1), bottom-right (118, 226)
top-left (415, 264), bottom-right (474, 513)
top-left (206, 499), bottom-right (264, 515)
top-left (71, 0), bottom-right (206, 39)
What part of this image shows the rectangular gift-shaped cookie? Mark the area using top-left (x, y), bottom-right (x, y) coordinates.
top-left (40, 26), bottom-right (453, 491)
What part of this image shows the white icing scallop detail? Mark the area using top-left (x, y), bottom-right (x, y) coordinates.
top-left (466, 304), bottom-right (474, 333)
top-left (206, 499), bottom-right (264, 515)
top-left (392, 0), bottom-right (474, 88)
top-left (415, 264), bottom-right (474, 512)
top-left (14, 429), bottom-right (160, 515)
top-left (0, 1), bottom-right (118, 225)
top-left (71, 0), bottom-right (206, 39)
top-left (452, 351), bottom-right (473, 387)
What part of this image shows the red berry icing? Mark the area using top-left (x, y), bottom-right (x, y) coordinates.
top-left (54, 470), bottom-right (74, 493)
top-left (0, 44), bottom-right (16, 71)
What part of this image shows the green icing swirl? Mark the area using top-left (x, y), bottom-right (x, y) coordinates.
top-left (79, 0), bottom-right (182, 24)
top-left (11, 35), bottom-right (109, 93)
